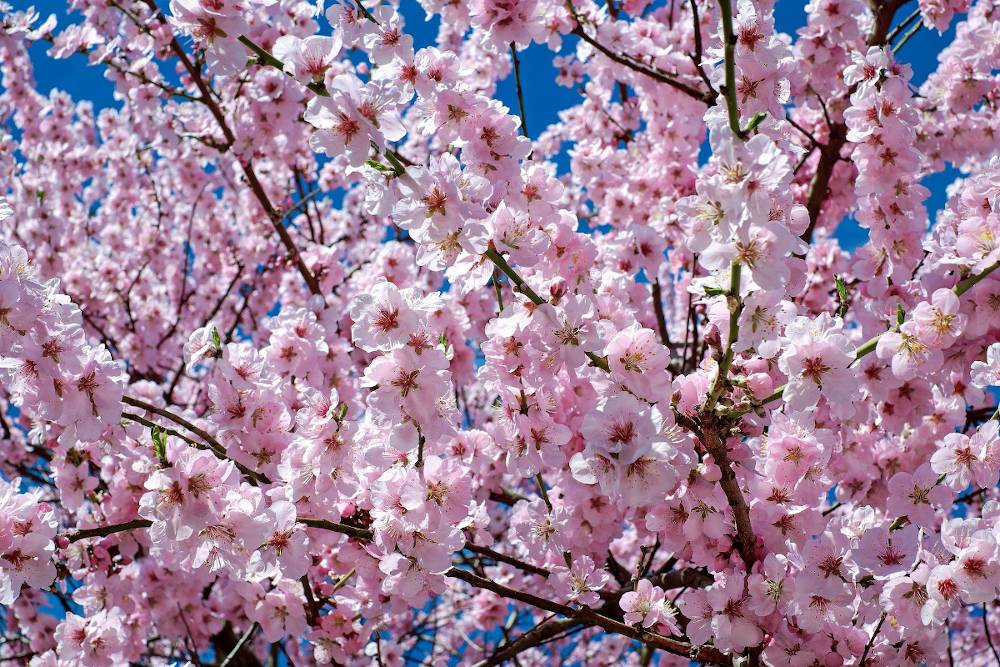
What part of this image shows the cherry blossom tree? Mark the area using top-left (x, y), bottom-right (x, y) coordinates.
top-left (2, 0), bottom-right (1000, 664)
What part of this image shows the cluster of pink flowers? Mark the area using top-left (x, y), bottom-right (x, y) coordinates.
top-left (0, 478), bottom-right (57, 607)
top-left (3, 0), bottom-right (1000, 664)
top-left (0, 208), bottom-right (125, 449)
top-left (847, 46), bottom-right (930, 279)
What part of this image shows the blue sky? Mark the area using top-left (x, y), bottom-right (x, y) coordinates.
top-left (14, 1), bottom-right (962, 250)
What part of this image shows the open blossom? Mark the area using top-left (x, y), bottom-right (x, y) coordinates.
top-left (272, 34), bottom-right (344, 84)
top-left (910, 288), bottom-right (967, 347)
top-left (533, 294), bottom-right (602, 369)
top-left (620, 579), bottom-right (665, 627)
top-left (55, 610), bottom-right (127, 667)
top-left (571, 394), bottom-right (689, 506)
top-left (393, 153), bottom-right (491, 247)
top-left (604, 323), bottom-right (671, 402)
top-left (363, 6), bottom-right (414, 65)
top-left (0, 479), bottom-right (57, 605)
top-left (168, 0), bottom-right (254, 72)
top-left (778, 313), bottom-right (858, 415)
top-left (747, 553), bottom-right (793, 616)
top-left (931, 421), bottom-right (1000, 491)
top-left (470, 0), bottom-right (544, 47)
top-left (972, 342), bottom-right (1000, 388)
top-left (250, 580), bottom-right (310, 642)
top-left (951, 533), bottom-right (1000, 603)
top-left (248, 500), bottom-right (310, 581)
top-left (552, 554), bottom-right (610, 608)
top-left (305, 73), bottom-right (405, 166)
top-left (854, 523), bottom-right (920, 577)
top-left (363, 345), bottom-right (456, 448)
top-left (886, 464), bottom-right (953, 527)
top-left (54, 460), bottom-right (99, 510)
top-left (704, 573), bottom-right (763, 654)
top-left (350, 281), bottom-right (424, 352)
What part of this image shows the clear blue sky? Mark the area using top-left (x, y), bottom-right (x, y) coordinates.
top-left (16, 1), bottom-right (960, 250)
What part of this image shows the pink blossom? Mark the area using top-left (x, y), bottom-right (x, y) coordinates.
top-left (604, 323), bottom-right (671, 402)
top-left (619, 578), bottom-right (665, 628)
top-left (552, 554), bottom-right (610, 608)
top-left (971, 342), bottom-right (1000, 388)
top-left (778, 313), bottom-right (857, 415)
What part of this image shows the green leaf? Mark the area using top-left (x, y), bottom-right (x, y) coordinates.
top-left (742, 112), bottom-right (768, 134)
top-left (365, 159), bottom-right (393, 173)
top-left (896, 304), bottom-right (906, 327)
top-left (151, 426), bottom-right (167, 466)
top-left (211, 326), bottom-right (222, 350)
top-left (835, 276), bottom-right (849, 318)
top-left (384, 150), bottom-right (407, 176)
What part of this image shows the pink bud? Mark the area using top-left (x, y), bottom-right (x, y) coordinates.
top-left (702, 324), bottom-right (721, 348)
top-left (747, 372), bottom-right (773, 399)
top-left (549, 281), bottom-right (567, 302)
top-left (742, 357), bottom-right (769, 374)
top-left (824, 652), bottom-right (844, 667)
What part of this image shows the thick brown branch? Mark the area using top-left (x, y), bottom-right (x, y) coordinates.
top-left (701, 420), bottom-right (757, 567)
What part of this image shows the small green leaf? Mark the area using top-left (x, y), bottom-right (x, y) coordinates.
top-left (896, 304), bottom-right (906, 327)
top-left (384, 150), bottom-right (406, 176)
top-left (365, 159), bottom-right (393, 173)
top-left (743, 112), bottom-right (768, 134)
top-left (704, 286), bottom-right (727, 297)
top-left (835, 276), bottom-right (849, 318)
top-left (211, 326), bottom-right (222, 350)
top-left (151, 425), bottom-right (167, 466)
top-left (888, 515), bottom-right (908, 531)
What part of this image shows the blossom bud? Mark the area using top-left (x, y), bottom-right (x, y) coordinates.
top-left (703, 324), bottom-right (721, 349)
top-left (747, 372), bottom-right (773, 400)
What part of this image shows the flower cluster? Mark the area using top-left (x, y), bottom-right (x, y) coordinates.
top-left (0, 218), bottom-right (125, 449)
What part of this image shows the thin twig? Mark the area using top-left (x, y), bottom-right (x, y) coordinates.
top-left (984, 604), bottom-right (1000, 666)
top-left (858, 612), bottom-right (887, 667)
top-left (65, 518), bottom-right (153, 544)
top-left (717, 0), bottom-right (745, 139)
top-left (218, 623), bottom-right (259, 667)
top-left (509, 43), bottom-right (530, 140)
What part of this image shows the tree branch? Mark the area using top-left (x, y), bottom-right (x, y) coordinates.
top-left (121, 396), bottom-right (271, 485)
top-left (65, 518), bottom-right (153, 544)
top-left (446, 567), bottom-right (732, 666)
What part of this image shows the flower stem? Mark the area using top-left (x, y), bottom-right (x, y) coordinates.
top-left (717, 0), bottom-right (746, 139)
